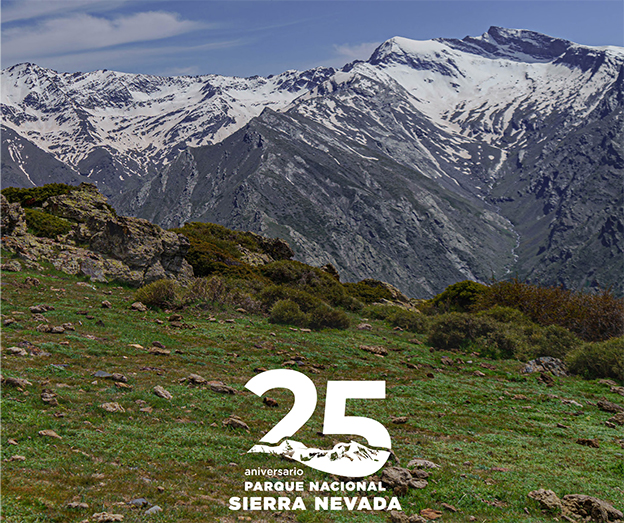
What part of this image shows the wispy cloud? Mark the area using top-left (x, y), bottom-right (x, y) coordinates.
top-left (2, 11), bottom-right (207, 64)
top-left (333, 42), bottom-right (381, 62)
top-left (1, 0), bottom-right (125, 23)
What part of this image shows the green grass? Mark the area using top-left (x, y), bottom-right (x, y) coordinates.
top-left (1, 266), bottom-right (623, 522)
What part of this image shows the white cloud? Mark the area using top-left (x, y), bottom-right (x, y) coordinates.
top-left (1, 0), bottom-right (125, 23)
top-left (2, 11), bottom-right (206, 63)
top-left (333, 42), bottom-right (382, 62)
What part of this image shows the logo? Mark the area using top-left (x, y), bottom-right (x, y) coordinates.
top-left (245, 369), bottom-right (391, 477)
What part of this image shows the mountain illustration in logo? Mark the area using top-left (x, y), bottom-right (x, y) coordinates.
top-left (248, 439), bottom-right (391, 476)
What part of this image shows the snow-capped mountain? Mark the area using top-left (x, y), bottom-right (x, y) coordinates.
top-left (2, 27), bottom-right (622, 296)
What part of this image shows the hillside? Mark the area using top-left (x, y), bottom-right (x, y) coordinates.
top-left (1, 185), bottom-right (623, 523)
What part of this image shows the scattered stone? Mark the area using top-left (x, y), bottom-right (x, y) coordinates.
top-left (3, 317), bottom-right (17, 326)
top-left (389, 511), bottom-right (409, 523)
top-left (380, 467), bottom-right (412, 488)
top-left (576, 438), bottom-right (600, 448)
top-left (186, 373), bottom-right (207, 385)
top-left (222, 416), bottom-right (250, 431)
top-left (3, 376), bottom-right (32, 388)
top-left (41, 391), bottom-right (59, 406)
top-left (1, 260), bottom-right (22, 272)
top-left (300, 328), bottom-right (312, 333)
top-left (597, 399), bottom-right (624, 413)
top-left (420, 508), bottom-right (443, 520)
top-left (62, 322), bottom-right (75, 331)
top-left (6, 346), bottom-right (28, 356)
top-left (51, 326), bottom-right (66, 334)
top-left (522, 357), bottom-right (568, 377)
top-left (100, 402), bottom-right (125, 413)
top-left (92, 513), bottom-right (124, 522)
top-left (36, 324), bottom-right (53, 333)
top-left (101, 300), bottom-right (112, 308)
top-left (145, 505), bottom-right (162, 515)
top-left (127, 498), bottom-right (150, 508)
top-left (263, 397), bottom-right (279, 407)
top-left (39, 429), bottom-right (62, 439)
top-left (556, 423), bottom-right (570, 429)
top-left (8, 439), bottom-right (18, 445)
top-left (561, 494), bottom-right (623, 522)
top-left (611, 386), bottom-right (624, 397)
top-left (409, 479), bottom-right (428, 489)
top-left (152, 341), bottom-right (166, 349)
top-left (441, 503), bottom-right (458, 512)
top-left (153, 385), bottom-right (172, 400)
top-left (538, 372), bottom-right (555, 387)
top-left (6, 455), bottom-right (26, 462)
top-left (67, 502), bottom-right (89, 509)
top-left (128, 344), bottom-right (144, 349)
top-left (130, 302), bottom-right (148, 312)
top-left (93, 371), bottom-right (128, 382)
top-left (168, 314), bottom-right (183, 322)
top-left (598, 379), bottom-right (619, 387)
top-left (407, 459), bottom-right (441, 469)
top-left (357, 323), bottom-right (372, 331)
top-left (607, 412), bottom-right (624, 426)
top-left (561, 398), bottom-right (583, 408)
top-left (148, 347), bottom-right (170, 356)
top-left (359, 345), bottom-right (388, 356)
top-left (391, 416), bottom-right (408, 424)
top-left (473, 370), bottom-right (486, 377)
top-left (528, 489), bottom-right (562, 512)
top-left (207, 380), bottom-right (237, 394)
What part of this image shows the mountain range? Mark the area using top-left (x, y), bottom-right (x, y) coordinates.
top-left (2, 26), bottom-right (622, 297)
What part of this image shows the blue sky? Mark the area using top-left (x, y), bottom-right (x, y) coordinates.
top-left (2, 1), bottom-right (622, 77)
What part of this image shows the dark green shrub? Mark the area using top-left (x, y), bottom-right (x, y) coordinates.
top-left (477, 305), bottom-right (531, 325)
top-left (428, 313), bottom-right (496, 350)
top-left (309, 303), bottom-right (350, 330)
top-left (2, 183), bottom-right (76, 207)
top-left (475, 279), bottom-right (624, 342)
top-left (476, 327), bottom-right (531, 360)
top-left (258, 285), bottom-right (322, 312)
top-left (134, 279), bottom-right (181, 309)
top-left (387, 309), bottom-right (431, 334)
top-left (363, 304), bottom-right (405, 321)
top-left (429, 280), bottom-right (488, 313)
top-left (24, 208), bottom-right (72, 238)
top-left (566, 337), bottom-right (624, 382)
top-left (269, 300), bottom-right (309, 327)
top-left (344, 280), bottom-right (395, 304)
top-left (527, 324), bottom-right (582, 360)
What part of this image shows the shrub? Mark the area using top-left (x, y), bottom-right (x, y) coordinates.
top-left (363, 304), bottom-right (405, 321)
top-left (344, 280), bottom-right (395, 304)
top-left (475, 279), bottom-right (624, 342)
top-left (134, 279), bottom-right (181, 309)
top-left (526, 324), bottom-right (582, 360)
top-left (269, 300), bottom-right (309, 327)
top-left (477, 305), bottom-right (531, 325)
top-left (428, 313), bottom-right (497, 351)
top-left (429, 280), bottom-right (489, 313)
top-left (2, 183), bottom-right (76, 207)
top-left (258, 285), bottom-right (322, 312)
top-left (387, 309), bottom-right (431, 334)
top-left (309, 303), bottom-right (350, 330)
top-left (24, 208), bottom-right (72, 238)
top-left (567, 337), bottom-right (624, 382)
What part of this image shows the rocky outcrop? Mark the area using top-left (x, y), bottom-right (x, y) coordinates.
top-left (528, 489), bottom-right (623, 522)
top-left (0, 194), bottom-right (27, 236)
top-left (1, 184), bottom-right (193, 286)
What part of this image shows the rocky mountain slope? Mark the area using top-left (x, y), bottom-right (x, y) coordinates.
top-left (2, 27), bottom-right (622, 296)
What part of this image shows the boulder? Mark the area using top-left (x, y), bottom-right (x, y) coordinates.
top-left (522, 357), bottom-right (569, 377)
top-left (0, 194), bottom-right (27, 236)
top-left (562, 494), bottom-right (623, 522)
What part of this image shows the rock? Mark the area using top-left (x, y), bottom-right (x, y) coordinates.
top-left (51, 326), bottom-right (66, 334)
top-left (408, 516), bottom-right (427, 523)
top-left (152, 341), bottom-right (166, 348)
top-left (611, 386), bottom-right (624, 397)
top-left (168, 314), bottom-right (183, 322)
top-left (473, 370), bottom-right (486, 377)
top-left (67, 502), bottom-right (89, 509)
top-left (1, 260), bottom-right (22, 272)
top-left (24, 277), bottom-right (40, 286)
top-left (357, 323), bottom-right (373, 331)
top-left (92, 513), bottom-right (124, 522)
top-left (153, 385), bottom-right (172, 400)
top-left (607, 412), bottom-right (624, 426)
top-left (263, 397), bottom-right (279, 407)
top-left (420, 508), bottom-right (443, 520)
top-left (41, 391), bottom-right (59, 406)
top-left (2, 376), bottom-right (32, 387)
top-left (441, 503), bottom-right (458, 512)
top-left (148, 348), bottom-right (170, 356)
top-left (127, 498), bottom-right (150, 508)
top-left (528, 489), bottom-right (562, 511)
top-left (409, 479), bottom-right (428, 489)
top-left (1, 194), bottom-right (28, 236)
top-left (391, 416), bottom-right (408, 424)
top-left (561, 494), bottom-right (623, 522)
top-left (100, 402), bottom-right (125, 413)
top-left (389, 511), bottom-right (409, 523)
top-left (207, 380), bottom-right (237, 394)
top-left (39, 429), bottom-right (62, 439)
top-left (7, 439), bottom-right (18, 445)
top-left (598, 379), bottom-right (619, 387)
top-left (3, 318), bottom-right (17, 326)
top-left (222, 416), bottom-right (250, 430)
top-left (101, 300), bottom-right (112, 308)
top-left (407, 459), bottom-right (441, 469)
top-left (380, 467), bottom-right (412, 488)
top-left (360, 345), bottom-right (388, 356)
top-left (561, 398), bottom-right (583, 408)
top-left (37, 324), bottom-right (53, 333)
top-left (410, 469), bottom-right (430, 479)
top-left (522, 357), bottom-right (569, 377)
top-left (597, 399), bottom-right (624, 413)
top-left (6, 346), bottom-right (28, 356)
top-left (576, 438), bottom-right (600, 448)
top-left (186, 373), bottom-right (207, 385)
top-left (145, 505), bottom-right (162, 515)
top-left (131, 302), bottom-right (148, 312)
top-left (6, 455), bottom-right (26, 462)
top-left (538, 372), bottom-right (555, 386)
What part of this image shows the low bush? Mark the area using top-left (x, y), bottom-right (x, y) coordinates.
top-left (475, 279), bottom-right (624, 342)
top-left (428, 313), bottom-right (497, 351)
top-left (477, 305), bottom-right (531, 325)
top-left (2, 183), bottom-right (76, 207)
top-left (134, 279), bottom-right (181, 309)
top-left (387, 309), bottom-right (431, 334)
top-left (525, 324), bottom-right (582, 360)
top-left (258, 285), bottom-right (322, 312)
top-left (344, 280), bottom-right (395, 304)
top-left (269, 300), bottom-right (309, 327)
top-left (427, 280), bottom-right (489, 313)
top-left (24, 208), bottom-right (72, 238)
top-left (309, 303), bottom-right (350, 330)
top-left (363, 304), bottom-right (405, 321)
top-left (567, 337), bottom-right (624, 382)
